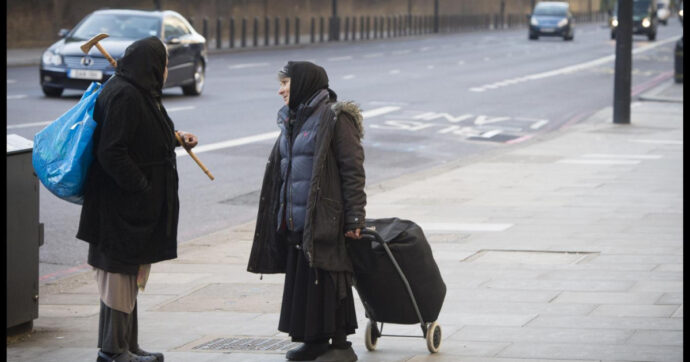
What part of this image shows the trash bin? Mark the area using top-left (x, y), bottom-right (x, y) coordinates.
top-left (675, 37), bottom-right (683, 83)
top-left (7, 134), bottom-right (44, 334)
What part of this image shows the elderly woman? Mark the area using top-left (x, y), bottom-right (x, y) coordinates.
top-left (247, 61), bottom-right (366, 362)
top-left (77, 36), bottom-right (198, 362)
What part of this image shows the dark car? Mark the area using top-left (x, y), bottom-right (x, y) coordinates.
top-left (528, 2), bottom-right (575, 41)
top-left (609, 0), bottom-right (658, 41)
top-left (40, 9), bottom-right (207, 97)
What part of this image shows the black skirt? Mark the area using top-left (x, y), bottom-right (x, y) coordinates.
top-left (278, 244), bottom-right (358, 343)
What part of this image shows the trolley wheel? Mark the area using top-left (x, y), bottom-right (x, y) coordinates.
top-left (426, 321), bottom-right (442, 353)
top-left (365, 320), bottom-right (378, 351)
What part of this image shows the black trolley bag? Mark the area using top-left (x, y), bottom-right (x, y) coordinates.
top-left (346, 217), bottom-right (446, 353)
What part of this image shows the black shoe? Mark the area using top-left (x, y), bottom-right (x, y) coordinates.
top-left (97, 350), bottom-right (157, 362)
top-left (131, 347), bottom-right (164, 361)
top-left (285, 342), bottom-right (330, 361)
top-left (314, 344), bottom-right (358, 362)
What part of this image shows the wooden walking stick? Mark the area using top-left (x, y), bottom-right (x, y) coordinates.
top-left (175, 132), bottom-right (215, 180)
top-left (81, 33), bottom-right (215, 181)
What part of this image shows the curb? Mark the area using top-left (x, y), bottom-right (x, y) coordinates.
top-left (637, 78), bottom-right (683, 103)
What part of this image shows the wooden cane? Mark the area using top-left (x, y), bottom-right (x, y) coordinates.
top-left (175, 132), bottom-right (215, 181)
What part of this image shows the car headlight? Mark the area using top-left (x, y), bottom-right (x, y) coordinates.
top-left (642, 17), bottom-right (651, 27)
top-left (679, 9), bottom-right (683, 17)
top-left (558, 18), bottom-right (568, 27)
top-left (611, 18), bottom-right (618, 27)
top-left (42, 50), bottom-right (62, 66)
top-left (530, 17), bottom-right (539, 26)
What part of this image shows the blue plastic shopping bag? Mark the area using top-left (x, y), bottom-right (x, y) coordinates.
top-left (32, 81), bottom-right (105, 204)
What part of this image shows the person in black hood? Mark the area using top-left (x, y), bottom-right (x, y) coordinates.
top-left (77, 36), bottom-right (198, 362)
top-left (248, 61), bottom-right (366, 362)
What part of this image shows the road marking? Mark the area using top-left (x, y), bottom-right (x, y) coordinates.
top-left (177, 106), bottom-right (401, 157)
top-left (583, 154), bottom-right (662, 160)
top-left (389, 69), bottom-right (400, 75)
top-left (530, 120), bottom-right (549, 129)
top-left (631, 139), bottom-right (682, 145)
top-left (470, 36), bottom-right (681, 92)
top-left (7, 121), bottom-right (51, 129)
top-left (419, 46), bottom-right (434, 52)
top-left (557, 159), bottom-right (640, 165)
top-left (457, 60), bottom-right (465, 65)
top-left (343, 74), bottom-right (355, 80)
top-left (7, 94), bottom-right (27, 100)
top-left (167, 106), bottom-right (196, 112)
top-left (392, 50), bottom-right (411, 55)
top-left (7, 79), bottom-right (16, 84)
top-left (364, 53), bottom-right (384, 58)
top-left (328, 56), bottom-right (353, 61)
top-left (228, 62), bottom-right (270, 69)
top-left (427, 65), bottom-right (435, 69)
top-left (419, 222), bottom-right (513, 232)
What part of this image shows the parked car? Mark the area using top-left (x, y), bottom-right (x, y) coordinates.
top-left (528, 2), bottom-right (575, 41)
top-left (657, 0), bottom-right (671, 24)
top-left (609, 0), bottom-right (658, 41)
top-left (40, 9), bottom-right (207, 97)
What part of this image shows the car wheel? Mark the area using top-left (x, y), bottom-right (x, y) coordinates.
top-left (182, 60), bottom-right (204, 96)
top-left (529, 34), bottom-right (538, 40)
top-left (42, 85), bottom-right (63, 97)
top-left (610, 31), bottom-right (616, 39)
top-left (648, 32), bottom-right (656, 41)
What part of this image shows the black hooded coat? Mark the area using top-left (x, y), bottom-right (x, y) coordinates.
top-left (77, 37), bottom-right (180, 271)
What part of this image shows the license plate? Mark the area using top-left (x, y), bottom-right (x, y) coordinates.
top-left (68, 69), bottom-right (103, 80)
top-left (541, 28), bottom-right (555, 32)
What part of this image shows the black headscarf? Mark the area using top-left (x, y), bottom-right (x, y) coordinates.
top-left (115, 36), bottom-right (167, 100)
top-left (280, 61), bottom-right (331, 111)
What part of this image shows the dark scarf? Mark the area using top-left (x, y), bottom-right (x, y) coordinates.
top-left (115, 36), bottom-right (167, 101)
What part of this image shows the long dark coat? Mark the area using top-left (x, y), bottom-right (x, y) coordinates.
top-left (76, 37), bottom-right (180, 268)
top-left (247, 98), bottom-right (366, 274)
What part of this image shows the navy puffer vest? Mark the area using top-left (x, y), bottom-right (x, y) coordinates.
top-left (277, 89), bottom-right (330, 232)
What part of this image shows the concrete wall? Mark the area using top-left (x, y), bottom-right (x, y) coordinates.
top-left (7, 0), bottom-right (605, 48)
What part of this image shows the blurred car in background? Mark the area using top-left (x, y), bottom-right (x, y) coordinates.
top-left (656, 0), bottom-right (671, 24)
top-left (609, 0), bottom-right (658, 41)
top-left (528, 2), bottom-right (575, 41)
top-left (40, 9), bottom-right (207, 97)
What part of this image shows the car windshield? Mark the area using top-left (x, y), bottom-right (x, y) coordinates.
top-left (534, 4), bottom-right (568, 16)
top-left (69, 13), bottom-right (161, 41)
top-left (615, 0), bottom-right (653, 16)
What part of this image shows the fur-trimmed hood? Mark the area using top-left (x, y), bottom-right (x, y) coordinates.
top-left (332, 101), bottom-right (364, 139)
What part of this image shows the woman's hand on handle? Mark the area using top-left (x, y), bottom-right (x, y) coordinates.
top-left (176, 131), bottom-right (198, 149)
top-left (345, 228), bottom-right (361, 239)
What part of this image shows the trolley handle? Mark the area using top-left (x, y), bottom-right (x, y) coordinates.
top-left (360, 228), bottom-right (387, 244)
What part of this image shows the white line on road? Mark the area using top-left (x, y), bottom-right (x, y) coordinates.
top-left (177, 106), bottom-right (401, 157)
top-left (530, 120), bottom-right (549, 130)
top-left (419, 222), bottom-right (513, 232)
top-left (457, 60), bottom-right (465, 65)
top-left (343, 74), bottom-right (355, 80)
top-left (7, 79), bottom-right (17, 84)
top-left (583, 154), bottom-right (662, 160)
top-left (427, 65), bottom-right (435, 70)
top-left (363, 53), bottom-right (384, 58)
top-left (167, 106), bottom-right (196, 112)
top-left (328, 56), bottom-right (353, 61)
top-left (470, 36), bottom-right (681, 92)
top-left (392, 50), bottom-right (411, 55)
top-left (7, 94), bottom-right (27, 100)
top-left (389, 69), bottom-right (400, 75)
top-left (7, 121), bottom-right (51, 130)
top-left (228, 62), bottom-right (270, 69)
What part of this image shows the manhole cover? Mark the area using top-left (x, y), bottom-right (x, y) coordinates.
top-left (191, 337), bottom-right (300, 353)
top-left (461, 249), bottom-right (598, 264)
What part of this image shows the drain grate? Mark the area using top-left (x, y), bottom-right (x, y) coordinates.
top-left (191, 337), bottom-right (300, 353)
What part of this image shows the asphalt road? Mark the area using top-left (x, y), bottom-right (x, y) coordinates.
top-left (6, 20), bottom-right (682, 282)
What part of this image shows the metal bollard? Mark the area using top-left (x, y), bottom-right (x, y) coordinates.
top-left (311, 17), bottom-right (315, 43)
top-left (285, 17), bottom-right (290, 45)
top-left (374, 17), bottom-right (378, 39)
top-left (351, 17), bottom-right (357, 41)
top-left (345, 17), bottom-right (350, 41)
top-left (241, 18), bottom-right (246, 47)
top-left (275, 17), bottom-right (279, 45)
top-left (387, 16), bottom-right (391, 37)
top-left (393, 16), bottom-right (397, 37)
top-left (229, 17), bottom-right (235, 48)
top-left (320, 17), bottom-right (324, 42)
top-left (203, 17), bottom-right (208, 40)
top-left (253, 17), bottom-right (258, 47)
top-left (366, 16), bottom-right (370, 39)
top-left (216, 18), bottom-right (222, 49)
top-left (295, 17), bottom-right (300, 44)
top-left (265, 17), bottom-right (269, 46)
top-left (360, 16), bottom-right (364, 39)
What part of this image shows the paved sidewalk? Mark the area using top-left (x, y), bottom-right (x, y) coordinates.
top-left (7, 80), bottom-right (683, 361)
